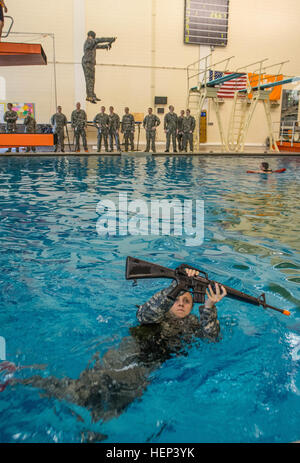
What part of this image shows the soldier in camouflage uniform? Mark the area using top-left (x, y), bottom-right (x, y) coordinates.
top-left (24, 109), bottom-right (37, 153)
top-left (93, 106), bottom-right (109, 152)
top-left (4, 103), bottom-right (19, 153)
top-left (108, 106), bottom-right (121, 152)
top-left (51, 106), bottom-right (68, 153)
top-left (121, 107), bottom-right (135, 152)
top-left (8, 268), bottom-right (225, 425)
top-left (71, 102), bottom-right (88, 153)
top-left (82, 31), bottom-right (116, 104)
top-left (183, 109), bottom-right (196, 153)
top-left (143, 107), bottom-right (160, 153)
top-left (177, 110), bottom-right (185, 152)
top-left (164, 105), bottom-right (178, 153)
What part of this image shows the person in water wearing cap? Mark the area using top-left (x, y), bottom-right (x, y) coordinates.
top-left (247, 162), bottom-right (286, 174)
top-left (82, 31), bottom-right (116, 104)
top-left (255, 162), bottom-right (273, 173)
top-left (3, 269), bottom-right (226, 425)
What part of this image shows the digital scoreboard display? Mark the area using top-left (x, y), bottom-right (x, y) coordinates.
top-left (184, 0), bottom-right (229, 47)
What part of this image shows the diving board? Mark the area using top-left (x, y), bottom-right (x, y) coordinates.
top-left (238, 76), bottom-right (300, 93)
top-left (204, 72), bottom-right (245, 88)
top-left (0, 42), bottom-right (47, 66)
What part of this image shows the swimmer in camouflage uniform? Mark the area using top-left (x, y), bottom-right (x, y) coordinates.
top-left (6, 268), bottom-right (226, 424)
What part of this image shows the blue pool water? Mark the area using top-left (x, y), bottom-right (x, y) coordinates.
top-left (0, 155), bottom-right (299, 443)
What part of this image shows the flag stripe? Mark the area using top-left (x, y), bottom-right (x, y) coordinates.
top-left (209, 70), bottom-right (247, 98)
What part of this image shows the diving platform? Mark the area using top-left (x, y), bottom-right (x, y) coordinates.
top-left (238, 76), bottom-right (300, 94)
top-left (0, 42), bottom-right (47, 66)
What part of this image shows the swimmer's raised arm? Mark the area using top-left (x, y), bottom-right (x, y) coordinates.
top-left (199, 283), bottom-right (227, 339)
top-left (136, 280), bottom-right (178, 324)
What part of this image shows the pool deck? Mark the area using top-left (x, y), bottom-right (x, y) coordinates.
top-left (1, 150), bottom-right (300, 157)
top-left (1, 145), bottom-right (300, 157)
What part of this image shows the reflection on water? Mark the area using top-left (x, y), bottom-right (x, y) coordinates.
top-left (221, 188), bottom-right (300, 252)
top-left (0, 155), bottom-right (300, 443)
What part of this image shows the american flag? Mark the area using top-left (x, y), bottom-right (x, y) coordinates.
top-left (209, 70), bottom-right (247, 98)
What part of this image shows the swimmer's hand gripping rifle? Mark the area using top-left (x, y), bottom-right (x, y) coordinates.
top-left (126, 257), bottom-right (290, 316)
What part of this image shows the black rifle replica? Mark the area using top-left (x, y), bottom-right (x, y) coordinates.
top-left (126, 257), bottom-right (290, 317)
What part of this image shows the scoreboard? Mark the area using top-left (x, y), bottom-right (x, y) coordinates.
top-left (184, 0), bottom-right (229, 47)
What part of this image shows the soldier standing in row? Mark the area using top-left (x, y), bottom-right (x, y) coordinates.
top-left (4, 103), bottom-right (19, 153)
top-left (121, 107), bottom-right (135, 152)
top-left (82, 31), bottom-right (116, 104)
top-left (94, 106), bottom-right (109, 152)
top-left (108, 106), bottom-right (121, 152)
top-left (183, 109), bottom-right (196, 153)
top-left (51, 106), bottom-right (67, 153)
top-left (24, 108), bottom-right (37, 153)
top-left (164, 105), bottom-right (178, 153)
top-left (71, 102), bottom-right (88, 153)
top-left (143, 108), bottom-right (160, 153)
top-left (177, 110), bottom-right (185, 152)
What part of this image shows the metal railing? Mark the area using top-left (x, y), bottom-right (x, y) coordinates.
top-left (273, 120), bottom-right (300, 146)
top-left (187, 54), bottom-right (234, 93)
top-left (1, 15), bottom-right (14, 39)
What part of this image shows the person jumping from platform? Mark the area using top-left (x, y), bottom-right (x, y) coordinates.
top-left (183, 109), bottom-right (196, 153)
top-left (121, 107), bottom-right (135, 152)
top-left (4, 103), bottom-right (19, 153)
top-left (164, 105), bottom-right (178, 153)
top-left (24, 109), bottom-right (37, 153)
top-left (143, 107), bottom-right (160, 153)
top-left (71, 102), bottom-right (88, 153)
top-left (0, 1), bottom-right (8, 42)
top-left (51, 106), bottom-right (68, 153)
top-left (82, 31), bottom-right (116, 105)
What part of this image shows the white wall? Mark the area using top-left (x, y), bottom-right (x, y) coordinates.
top-left (0, 0), bottom-right (299, 145)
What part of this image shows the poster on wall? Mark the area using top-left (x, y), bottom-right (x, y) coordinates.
top-left (11, 103), bottom-right (36, 120)
top-left (0, 102), bottom-right (35, 123)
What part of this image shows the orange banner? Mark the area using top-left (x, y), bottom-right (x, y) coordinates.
top-left (247, 73), bottom-right (283, 101)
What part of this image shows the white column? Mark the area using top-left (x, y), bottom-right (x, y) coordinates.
top-left (199, 45), bottom-right (211, 110)
top-left (73, 0), bottom-right (86, 108)
top-left (151, 0), bottom-right (156, 106)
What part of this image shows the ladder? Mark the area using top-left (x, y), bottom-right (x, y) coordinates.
top-left (187, 89), bottom-right (206, 150)
top-left (228, 92), bottom-right (249, 151)
top-left (186, 55), bottom-right (235, 152)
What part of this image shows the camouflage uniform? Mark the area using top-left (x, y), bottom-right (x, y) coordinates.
top-left (164, 112), bottom-right (178, 152)
top-left (183, 114), bottom-right (196, 152)
top-left (143, 113), bottom-right (160, 152)
top-left (177, 115), bottom-right (184, 152)
top-left (51, 112), bottom-right (67, 152)
top-left (82, 36), bottom-right (115, 101)
top-left (4, 110), bottom-right (19, 153)
top-left (71, 109), bottom-right (88, 151)
top-left (24, 114), bottom-right (37, 152)
top-left (15, 280), bottom-right (219, 424)
top-left (94, 112), bottom-right (109, 152)
top-left (121, 113), bottom-right (135, 151)
top-left (108, 112), bottom-right (121, 151)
